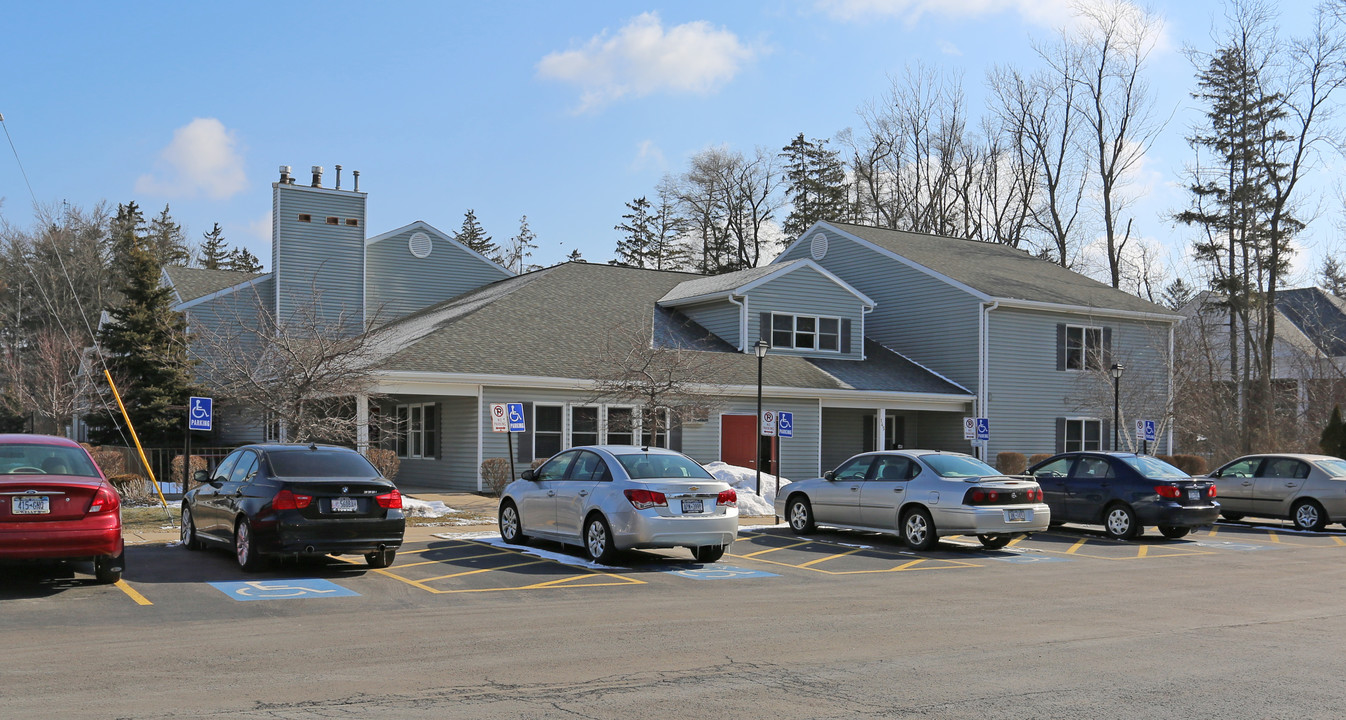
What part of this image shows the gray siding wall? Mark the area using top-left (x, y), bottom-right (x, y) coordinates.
top-left (272, 183), bottom-right (366, 335)
top-left (366, 226), bottom-right (511, 324)
top-left (818, 408), bottom-right (965, 471)
top-left (779, 227), bottom-right (983, 389)
top-left (744, 265), bottom-right (866, 360)
top-left (375, 395), bottom-right (478, 492)
top-left (679, 299), bottom-right (742, 349)
top-left (185, 278), bottom-right (274, 357)
top-left (985, 307), bottom-right (1171, 458)
top-left (680, 398), bottom-right (822, 482)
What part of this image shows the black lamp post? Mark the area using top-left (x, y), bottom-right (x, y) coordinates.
top-left (1110, 363), bottom-right (1124, 450)
top-left (754, 339), bottom-right (769, 496)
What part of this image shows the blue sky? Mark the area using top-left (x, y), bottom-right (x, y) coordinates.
top-left (0, 1), bottom-right (1336, 288)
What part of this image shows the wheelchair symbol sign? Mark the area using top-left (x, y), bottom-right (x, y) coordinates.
top-left (506, 402), bottom-right (526, 432)
top-left (778, 411), bottom-right (793, 438)
top-left (208, 578), bottom-right (359, 601)
top-left (188, 396), bottom-right (213, 431)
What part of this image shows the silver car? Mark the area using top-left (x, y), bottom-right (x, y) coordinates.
top-left (1207, 453), bottom-right (1346, 531)
top-left (497, 445), bottom-right (738, 563)
top-left (773, 450), bottom-right (1051, 550)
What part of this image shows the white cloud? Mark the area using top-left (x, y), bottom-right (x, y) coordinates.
top-left (135, 118), bottom-right (247, 199)
top-left (632, 140), bottom-right (666, 171)
top-left (537, 12), bottom-right (759, 112)
top-left (247, 210), bottom-right (272, 242)
top-left (936, 39), bottom-right (962, 56)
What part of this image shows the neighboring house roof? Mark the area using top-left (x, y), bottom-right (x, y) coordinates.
top-left (162, 266), bottom-right (263, 303)
top-left (658, 258), bottom-right (875, 307)
top-left (811, 222), bottom-right (1178, 319)
top-left (1180, 290), bottom-right (1325, 360)
top-left (367, 262), bottom-right (970, 398)
top-left (1275, 287), bottom-right (1346, 357)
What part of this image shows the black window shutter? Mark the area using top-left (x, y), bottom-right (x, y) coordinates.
top-left (759, 312), bottom-right (770, 345)
top-left (841, 319), bottom-right (852, 354)
top-left (519, 401), bottom-right (534, 463)
top-left (1101, 419), bottom-right (1111, 451)
top-left (670, 421), bottom-right (683, 453)
top-left (862, 415), bottom-right (875, 453)
top-left (1056, 324), bottom-right (1066, 371)
top-left (1055, 417), bottom-right (1066, 453)
top-left (1102, 327), bottom-right (1113, 367)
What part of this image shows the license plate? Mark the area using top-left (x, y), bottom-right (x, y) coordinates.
top-left (331, 497), bottom-right (358, 512)
top-left (681, 499), bottom-right (704, 514)
top-left (1005, 509), bottom-right (1027, 522)
top-left (1187, 490), bottom-right (1200, 501)
top-left (13, 496), bottom-right (50, 515)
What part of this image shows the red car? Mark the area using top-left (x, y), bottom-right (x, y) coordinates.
top-left (0, 434), bottom-right (125, 583)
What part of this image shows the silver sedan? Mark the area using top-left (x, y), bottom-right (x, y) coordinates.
top-left (1206, 453), bottom-right (1346, 531)
top-left (773, 450), bottom-right (1050, 550)
top-left (498, 445), bottom-right (738, 563)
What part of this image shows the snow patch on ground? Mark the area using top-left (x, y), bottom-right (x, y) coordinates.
top-left (704, 461), bottom-right (790, 516)
top-left (401, 497), bottom-right (456, 518)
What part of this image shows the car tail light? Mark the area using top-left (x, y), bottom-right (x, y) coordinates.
top-left (87, 485), bottom-right (121, 515)
top-left (1026, 487), bottom-right (1043, 502)
top-left (717, 489), bottom-right (737, 507)
top-left (1155, 485), bottom-right (1182, 499)
top-left (624, 489), bottom-right (667, 510)
top-left (375, 489), bottom-right (403, 509)
top-left (969, 488), bottom-right (1001, 504)
top-left (965, 486), bottom-right (1041, 505)
top-left (273, 489), bottom-right (314, 510)
top-left (1207, 484), bottom-right (1218, 498)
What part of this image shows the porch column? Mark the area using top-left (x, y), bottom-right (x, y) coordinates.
top-left (356, 394), bottom-right (369, 456)
top-left (877, 408), bottom-right (886, 452)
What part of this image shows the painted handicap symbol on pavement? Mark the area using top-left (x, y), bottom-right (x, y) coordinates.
top-left (666, 565), bottom-right (778, 580)
top-left (991, 555), bottom-right (1071, 564)
top-left (209, 578), bottom-right (359, 601)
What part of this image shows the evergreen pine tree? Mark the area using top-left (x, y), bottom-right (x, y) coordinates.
top-left (453, 209), bottom-right (499, 261)
top-left (566, 249), bottom-right (585, 262)
top-left (1161, 278), bottom-right (1196, 310)
top-left (501, 215), bottom-right (537, 273)
top-left (1319, 405), bottom-right (1346, 458)
top-left (89, 216), bottom-right (198, 445)
top-left (146, 204), bottom-right (192, 267)
top-left (1319, 254), bottom-right (1346, 298)
top-left (224, 247), bottom-right (264, 273)
top-left (780, 133), bottom-right (848, 238)
top-left (109, 201), bottom-right (147, 280)
top-left (614, 196), bottom-right (654, 268)
top-left (199, 223), bottom-right (230, 270)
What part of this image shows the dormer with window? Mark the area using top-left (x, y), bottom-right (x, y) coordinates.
top-left (657, 259), bottom-right (874, 360)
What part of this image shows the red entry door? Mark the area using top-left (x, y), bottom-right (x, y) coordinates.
top-left (721, 415), bottom-right (778, 474)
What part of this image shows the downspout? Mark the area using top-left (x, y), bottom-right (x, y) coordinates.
top-left (1167, 323), bottom-right (1175, 456)
top-left (979, 300), bottom-right (1000, 460)
top-left (476, 385), bottom-right (485, 492)
top-left (727, 294), bottom-right (746, 352)
top-left (861, 305), bottom-right (872, 360)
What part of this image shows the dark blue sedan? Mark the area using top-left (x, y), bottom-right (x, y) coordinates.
top-left (1026, 452), bottom-right (1219, 540)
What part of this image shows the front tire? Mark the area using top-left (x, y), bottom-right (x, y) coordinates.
top-left (978, 533), bottom-right (1011, 550)
top-left (1103, 504), bottom-right (1140, 540)
top-left (692, 545), bottom-right (726, 563)
top-left (365, 548), bottom-right (396, 568)
top-left (902, 508), bottom-right (938, 551)
top-left (787, 496), bottom-right (816, 534)
top-left (235, 518), bottom-right (264, 572)
top-left (181, 506), bottom-right (201, 551)
top-left (1292, 500), bottom-right (1327, 532)
top-left (584, 515), bottom-right (617, 564)
top-left (1221, 512), bottom-right (1244, 522)
top-left (499, 501), bottom-right (527, 545)
top-left (1158, 525), bottom-right (1191, 539)
top-left (93, 551), bottom-right (123, 584)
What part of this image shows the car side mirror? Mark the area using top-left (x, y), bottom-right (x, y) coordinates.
top-left (521, 469), bottom-right (536, 482)
top-left (192, 469), bottom-right (210, 484)
top-left (823, 470), bottom-right (836, 481)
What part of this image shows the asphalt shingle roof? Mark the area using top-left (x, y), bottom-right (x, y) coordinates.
top-left (658, 260), bottom-right (805, 304)
top-left (370, 262), bottom-right (970, 396)
top-left (164, 266), bottom-right (263, 303)
top-left (826, 222), bottom-right (1177, 317)
top-left (1276, 287), bottom-right (1346, 357)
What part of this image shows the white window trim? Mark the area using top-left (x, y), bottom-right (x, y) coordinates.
top-left (568, 404), bottom-right (601, 448)
top-left (771, 312), bottom-right (843, 353)
top-left (1063, 417), bottom-right (1103, 453)
top-left (602, 405), bottom-right (639, 446)
top-left (396, 402), bottom-right (437, 459)
top-left (1064, 324), bottom-right (1104, 372)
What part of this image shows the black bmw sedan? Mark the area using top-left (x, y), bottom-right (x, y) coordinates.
top-left (181, 444), bottom-right (405, 571)
top-left (1026, 452), bottom-right (1219, 540)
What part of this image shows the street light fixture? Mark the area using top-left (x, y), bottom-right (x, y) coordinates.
top-left (754, 339), bottom-right (769, 496)
top-left (1110, 363), bottom-right (1124, 451)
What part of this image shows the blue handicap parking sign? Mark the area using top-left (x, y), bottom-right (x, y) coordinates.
top-left (209, 578), bottom-right (359, 601)
top-left (666, 565), bottom-right (778, 580)
top-left (506, 402), bottom-right (526, 432)
top-left (188, 396), bottom-right (213, 431)
top-left (976, 417), bottom-right (990, 442)
top-left (778, 412), bottom-right (793, 438)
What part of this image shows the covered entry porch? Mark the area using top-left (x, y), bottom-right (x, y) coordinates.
top-left (819, 406), bottom-right (971, 474)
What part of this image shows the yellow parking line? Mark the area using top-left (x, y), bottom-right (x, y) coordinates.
top-left (1007, 537), bottom-right (1024, 547)
top-left (1136, 545), bottom-right (1149, 558)
top-left (1065, 538), bottom-right (1088, 555)
top-left (519, 574), bottom-right (646, 590)
top-left (393, 550), bottom-right (514, 569)
top-left (114, 580), bottom-right (152, 606)
top-left (797, 548), bottom-right (862, 567)
top-left (422, 559), bottom-right (547, 582)
top-left (1206, 525), bottom-right (1218, 537)
top-left (740, 540), bottom-right (815, 558)
top-left (1267, 531), bottom-right (1281, 544)
top-left (1334, 536), bottom-right (1346, 546)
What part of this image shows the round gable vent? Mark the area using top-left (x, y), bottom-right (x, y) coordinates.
top-left (408, 231), bottom-right (433, 258)
top-left (810, 233), bottom-right (829, 260)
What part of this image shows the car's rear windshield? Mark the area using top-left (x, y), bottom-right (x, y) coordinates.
top-left (615, 453), bottom-right (714, 480)
top-left (921, 455), bottom-right (1000, 478)
top-left (1318, 459), bottom-right (1346, 477)
top-left (267, 450), bottom-right (380, 479)
top-left (1121, 455), bottom-right (1189, 479)
top-left (0, 443), bottom-right (100, 477)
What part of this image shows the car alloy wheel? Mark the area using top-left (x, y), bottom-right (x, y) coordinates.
top-left (181, 506), bottom-right (200, 551)
top-left (235, 518), bottom-right (262, 572)
top-left (1293, 500), bottom-right (1326, 532)
top-left (903, 508), bottom-right (937, 551)
top-left (788, 497), bottom-right (815, 534)
top-left (499, 502), bottom-right (526, 544)
top-left (585, 516), bottom-right (615, 563)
